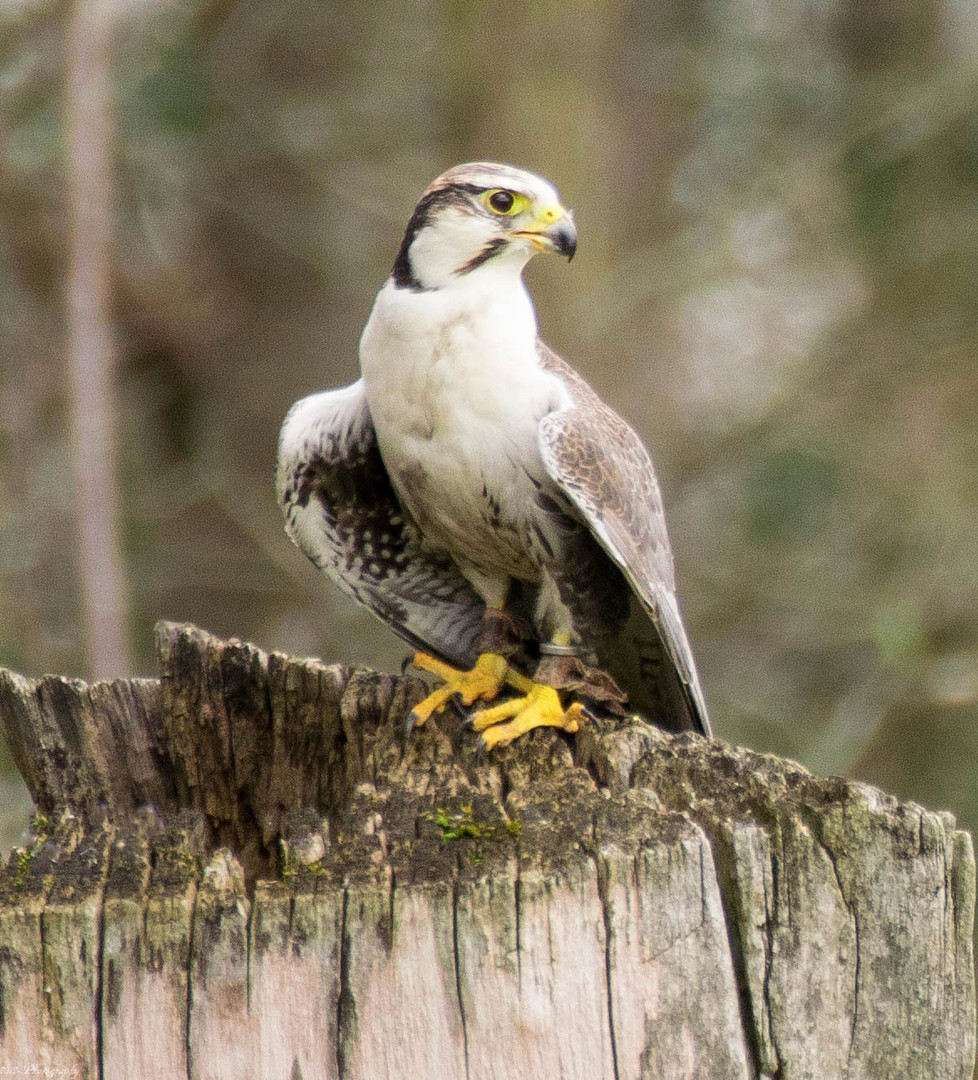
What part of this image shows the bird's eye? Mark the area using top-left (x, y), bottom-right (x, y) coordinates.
top-left (488, 190), bottom-right (515, 213)
top-left (484, 189), bottom-right (526, 215)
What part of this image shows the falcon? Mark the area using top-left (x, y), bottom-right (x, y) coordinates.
top-left (277, 162), bottom-right (711, 748)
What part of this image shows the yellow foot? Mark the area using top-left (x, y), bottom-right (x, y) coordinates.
top-left (408, 652), bottom-right (509, 730)
top-left (471, 684), bottom-right (590, 751)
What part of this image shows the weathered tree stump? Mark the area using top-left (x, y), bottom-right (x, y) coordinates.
top-left (0, 621), bottom-right (973, 1079)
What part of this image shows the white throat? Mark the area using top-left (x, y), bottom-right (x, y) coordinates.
top-left (357, 235), bottom-right (570, 586)
top-left (359, 260), bottom-right (541, 398)
top-left (358, 255), bottom-right (565, 459)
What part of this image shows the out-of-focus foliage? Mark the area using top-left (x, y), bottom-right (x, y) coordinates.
top-left (1, 0), bottom-right (977, 848)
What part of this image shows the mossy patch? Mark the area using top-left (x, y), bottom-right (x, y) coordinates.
top-left (423, 804), bottom-right (521, 864)
top-left (8, 812), bottom-right (52, 889)
top-left (12, 846), bottom-right (33, 888)
top-left (280, 839), bottom-right (327, 882)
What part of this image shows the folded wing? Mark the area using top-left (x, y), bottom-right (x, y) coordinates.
top-left (276, 379), bottom-right (486, 667)
top-left (536, 345), bottom-right (711, 736)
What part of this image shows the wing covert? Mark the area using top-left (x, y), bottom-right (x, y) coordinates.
top-left (535, 346), bottom-right (711, 736)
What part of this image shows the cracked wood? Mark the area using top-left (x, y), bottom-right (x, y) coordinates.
top-left (0, 621), bottom-right (974, 1080)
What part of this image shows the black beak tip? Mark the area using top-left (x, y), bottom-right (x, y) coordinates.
top-left (556, 216), bottom-right (578, 261)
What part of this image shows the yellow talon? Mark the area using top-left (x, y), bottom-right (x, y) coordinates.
top-left (472, 685), bottom-right (590, 750)
top-left (409, 652), bottom-right (509, 728)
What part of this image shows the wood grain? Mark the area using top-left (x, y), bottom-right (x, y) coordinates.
top-left (0, 621), bottom-right (973, 1079)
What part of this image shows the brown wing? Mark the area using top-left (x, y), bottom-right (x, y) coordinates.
top-left (277, 379), bottom-right (486, 667)
top-left (536, 344), bottom-right (711, 736)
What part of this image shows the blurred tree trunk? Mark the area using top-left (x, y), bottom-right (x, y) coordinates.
top-left (64, 0), bottom-right (131, 678)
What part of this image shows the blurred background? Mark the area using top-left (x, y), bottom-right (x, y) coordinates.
top-left (1, 0), bottom-right (977, 852)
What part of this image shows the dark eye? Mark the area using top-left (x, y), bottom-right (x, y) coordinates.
top-left (488, 190), bottom-right (515, 213)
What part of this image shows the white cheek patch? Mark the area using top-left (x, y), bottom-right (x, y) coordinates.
top-left (409, 211), bottom-right (504, 287)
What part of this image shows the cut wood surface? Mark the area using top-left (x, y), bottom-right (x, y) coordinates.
top-left (0, 621), bottom-right (974, 1080)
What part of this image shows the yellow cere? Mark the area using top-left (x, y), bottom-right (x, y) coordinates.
top-left (536, 204), bottom-right (564, 224)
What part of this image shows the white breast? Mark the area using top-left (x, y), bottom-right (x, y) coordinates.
top-left (359, 272), bottom-right (569, 579)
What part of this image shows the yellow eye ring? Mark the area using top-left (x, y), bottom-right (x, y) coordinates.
top-left (483, 189), bottom-right (528, 216)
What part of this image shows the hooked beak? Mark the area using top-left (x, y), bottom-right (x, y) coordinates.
top-left (514, 206), bottom-right (578, 261)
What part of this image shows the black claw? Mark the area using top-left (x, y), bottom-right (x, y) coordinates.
top-left (473, 738), bottom-right (488, 765)
top-left (580, 706), bottom-right (597, 724)
top-left (404, 710), bottom-right (421, 736)
top-left (401, 655), bottom-right (415, 675)
top-left (449, 693), bottom-right (469, 719)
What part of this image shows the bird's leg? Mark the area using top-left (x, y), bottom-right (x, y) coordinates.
top-left (407, 606), bottom-right (523, 731)
top-left (469, 632), bottom-right (594, 750)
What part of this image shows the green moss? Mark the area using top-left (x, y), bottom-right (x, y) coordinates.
top-left (279, 838), bottom-right (326, 882)
top-left (8, 813), bottom-right (52, 889)
top-left (423, 804), bottom-right (522, 864)
top-left (280, 840), bottom-right (297, 882)
top-left (13, 846), bottom-right (32, 888)
top-left (428, 804), bottom-right (495, 842)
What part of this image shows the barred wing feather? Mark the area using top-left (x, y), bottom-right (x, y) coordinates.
top-left (276, 379), bottom-right (486, 667)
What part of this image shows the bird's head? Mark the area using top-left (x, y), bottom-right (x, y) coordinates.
top-left (391, 162), bottom-right (577, 292)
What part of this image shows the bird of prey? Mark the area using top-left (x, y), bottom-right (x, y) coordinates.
top-left (277, 162), bottom-right (710, 748)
